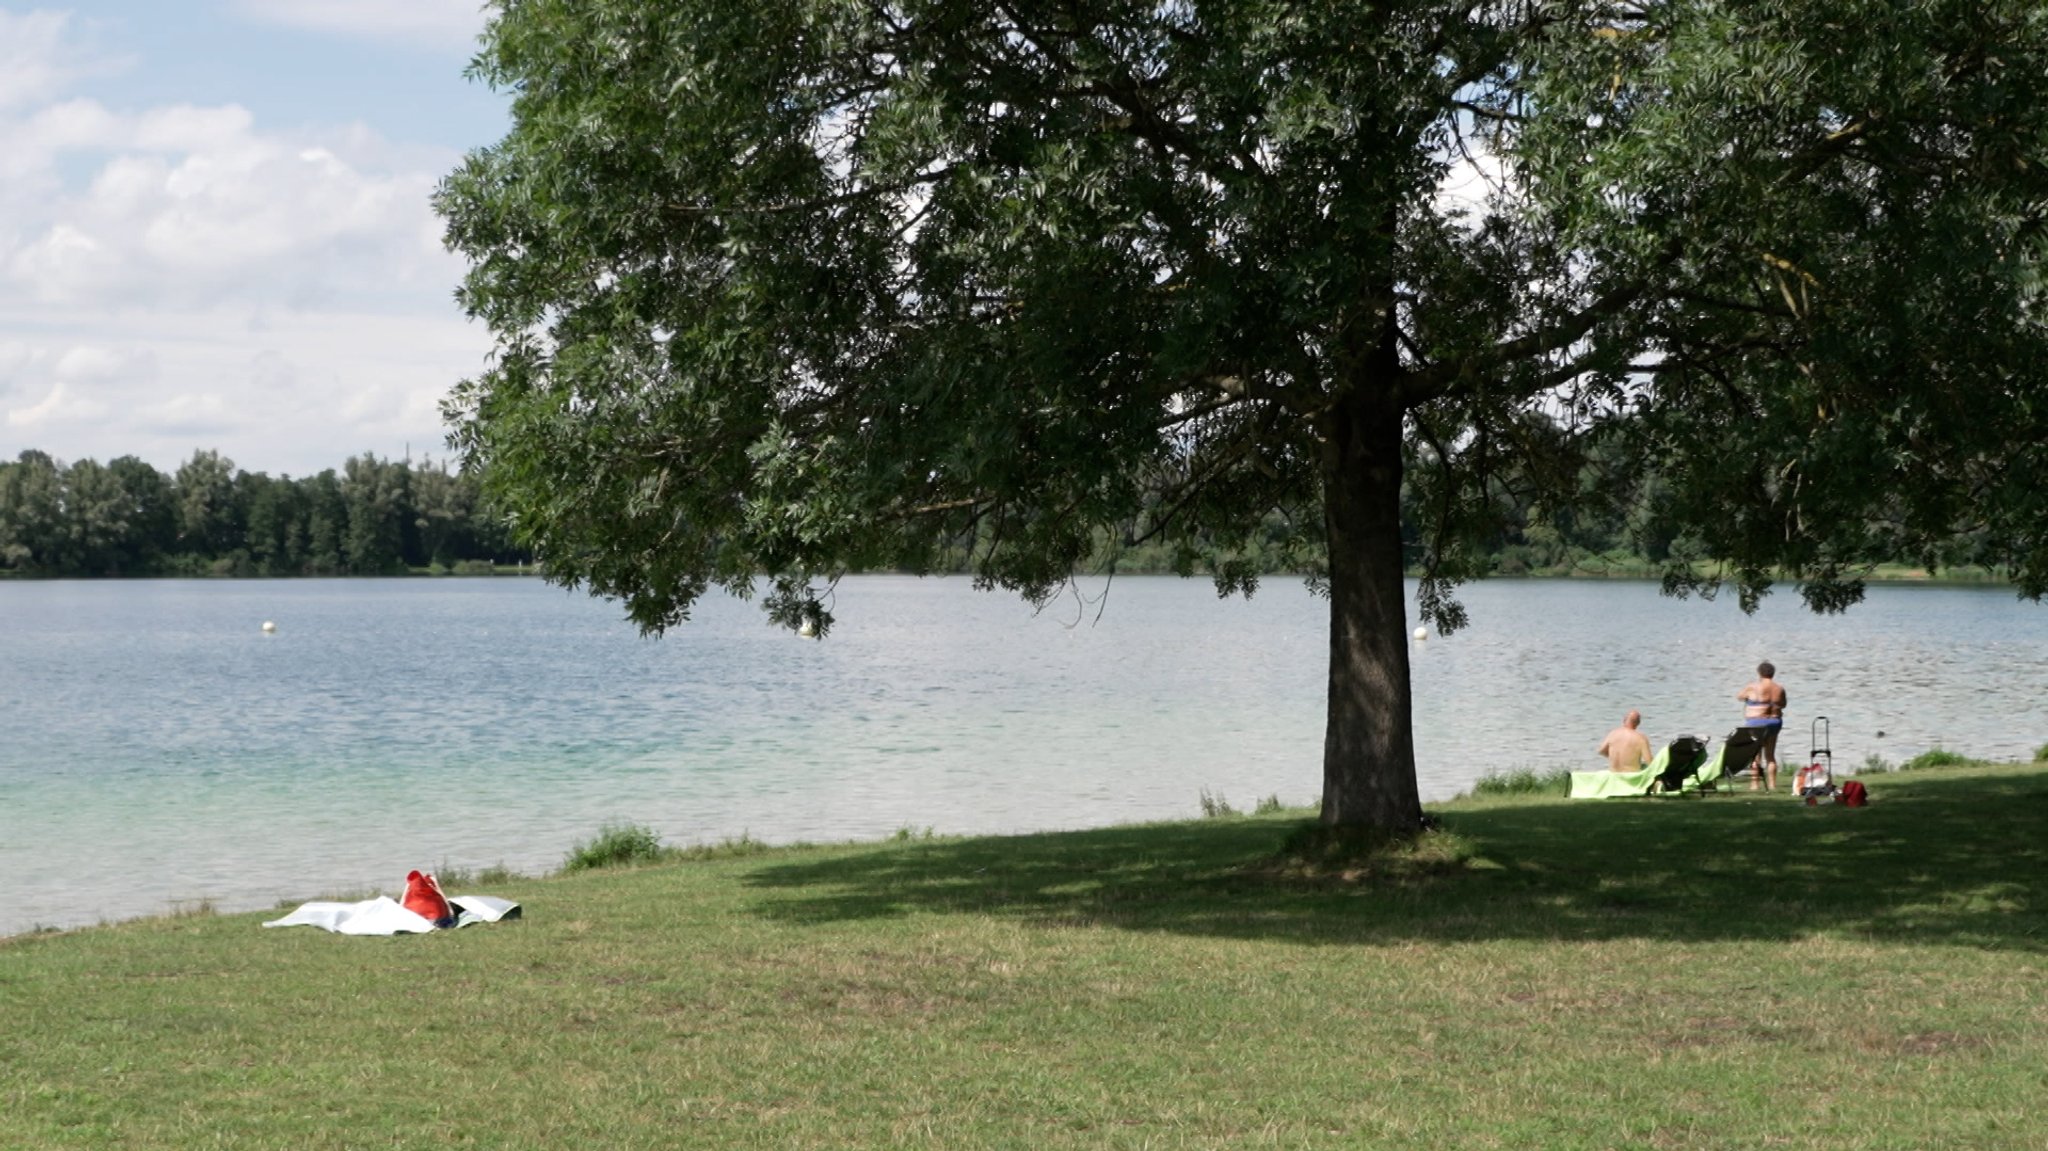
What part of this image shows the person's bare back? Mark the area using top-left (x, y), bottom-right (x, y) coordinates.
top-left (1739, 674), bottom-right (1787, 721)
top-left (1597, 709), bottom-right (1653, 772)
top-left (1736, 661), bottom-right (1789, 789)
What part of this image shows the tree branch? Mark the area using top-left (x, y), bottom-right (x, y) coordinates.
top-left (663, 165), bottom-right (958, 218)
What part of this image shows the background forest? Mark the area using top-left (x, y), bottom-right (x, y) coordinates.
top-left (0, 449), bottom-right (530, 577)
top-left (0, 443), bottom-right (2001, 582)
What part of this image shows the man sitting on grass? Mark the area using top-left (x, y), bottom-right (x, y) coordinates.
top-left (1597, 710), bottom-right (1653, 773)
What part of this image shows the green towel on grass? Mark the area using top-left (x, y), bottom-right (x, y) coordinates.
top-left (1568, 740), bottom-right (1726, 798)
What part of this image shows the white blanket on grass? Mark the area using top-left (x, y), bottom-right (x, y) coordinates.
top-left (262, 895), bottom-right (520, 935)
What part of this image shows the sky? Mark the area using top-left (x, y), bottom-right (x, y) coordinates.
top-left (0, 1), bottom-right (512, 477)
top-left (0, 5), bottom-right (1516, 481)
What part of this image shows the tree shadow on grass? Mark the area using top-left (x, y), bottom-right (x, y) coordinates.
top-left (739, 768), bottom-right (2048, 951)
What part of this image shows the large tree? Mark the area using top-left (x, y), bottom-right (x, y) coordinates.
top-left (438, 0), bottom-right (2048, 831)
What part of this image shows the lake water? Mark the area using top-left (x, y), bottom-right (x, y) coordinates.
top-left (4, 575), bottom-right (2045, 936)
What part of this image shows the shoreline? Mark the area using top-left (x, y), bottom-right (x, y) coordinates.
top-left (8, 579), bottom-right (2040, 943)
top-left (11, 752), bottom-right (2038, 944)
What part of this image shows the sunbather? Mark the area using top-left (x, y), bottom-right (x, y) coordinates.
top-left (1597, 710), bottom-right (1653, 773)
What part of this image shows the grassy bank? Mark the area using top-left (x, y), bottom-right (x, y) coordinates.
top-left (5, 762), bottom-right (2046, 1149)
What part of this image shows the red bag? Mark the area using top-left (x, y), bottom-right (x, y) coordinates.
top-left (402, 870), bottom-right (454, 926)
top-left (1839, 780), bottom-right (1868, 807)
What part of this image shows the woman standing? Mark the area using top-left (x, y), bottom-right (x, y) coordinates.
top-left (1736, 661), bottom-right (1788, 791)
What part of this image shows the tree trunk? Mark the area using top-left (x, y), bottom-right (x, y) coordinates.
top-left (1319, 386), bottom-right (1425, 830)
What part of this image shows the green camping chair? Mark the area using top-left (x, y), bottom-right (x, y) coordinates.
top-left (1710, 726), bottom-right (1771, 785)
top-left (1648, 735), bottom-right (1712, 795)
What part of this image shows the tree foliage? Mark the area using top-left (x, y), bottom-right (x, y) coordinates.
top-left (1521, 2), bottom-right (2048, 611)
top-left (0, 450), bottom-right (527, 578)
top-left (439, 0), bottom-right (2048, 828)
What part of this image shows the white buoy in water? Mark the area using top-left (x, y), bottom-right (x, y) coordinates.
top-left (1412, 626), bottom-right (1428, 641)
top-left (261, 621), bottom-right (277, 634)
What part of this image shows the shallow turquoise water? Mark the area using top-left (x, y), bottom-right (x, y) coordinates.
top-left (3, 575), bottom-right (2043, 934)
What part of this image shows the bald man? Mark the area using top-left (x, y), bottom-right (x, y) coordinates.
top-left (1597, 710), bottom-right (1653, 773)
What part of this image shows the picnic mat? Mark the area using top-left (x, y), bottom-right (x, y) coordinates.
top-left (263, 894), bottom-right (520, 935)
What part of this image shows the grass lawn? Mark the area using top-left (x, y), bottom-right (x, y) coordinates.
top-left (4, 761), bottom-right (2045, 1149)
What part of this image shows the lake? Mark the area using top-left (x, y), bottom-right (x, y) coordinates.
top-left (3, 575), bottom-right (2045, 936)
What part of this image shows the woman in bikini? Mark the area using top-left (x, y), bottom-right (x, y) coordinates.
top-left (1736, 660), bottom-right (1788, 791)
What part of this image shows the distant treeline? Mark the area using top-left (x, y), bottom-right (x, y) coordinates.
top-left (0, 444), bottom-right (1728, 584)
top-left (0, 449), bottom-right (530, 578)
top-left (2, 443), bottom-right (1995, 584)
top-left (1089, 498), bottom-right (1652, 580)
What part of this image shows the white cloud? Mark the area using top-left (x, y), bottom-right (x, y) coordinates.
top-left (133, 390), bottom-right (235, 436)
top-left (1, 99), bottom-right (459, 310)
top-left (0, 302), bottom-right (492, 472)
top-left (6, 381), bottom-right (109, 429)
top-left (0, 339), bottom-right (153, 430)
top-left (7, 95), bottom-right (120, 157)
top-left (0, 9), bottom-right (119, 110)
top-left (0, 8), bottom-right (493, 475)
top-left (227, 0), bottom-right (490, 51)
top-left (54, 342), bottom-right (144, 382)
top-left (134, 103), bottom-right (257, 154)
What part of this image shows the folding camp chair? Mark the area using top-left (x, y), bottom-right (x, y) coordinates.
top-left (1647, 735), bottom-right (1711, 795)
top-left (1714, 726), bottom-right (1770, 786)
